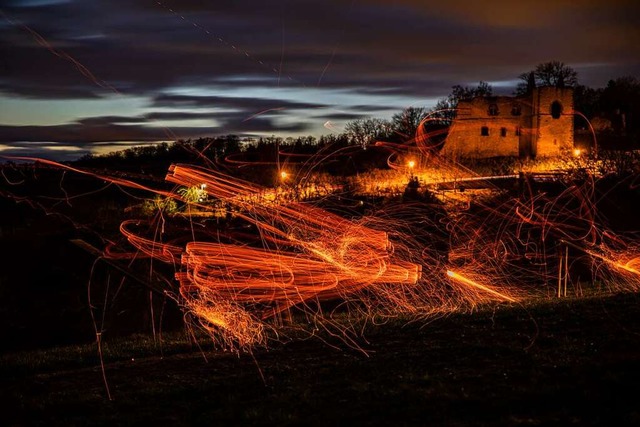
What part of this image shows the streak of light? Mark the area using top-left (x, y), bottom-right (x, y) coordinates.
top-left (242, 107), bottom-right (287, 122)
top-left (446, 270), bottom-right (517, 303)
top-left (0, 10), bottom-right (119, 95)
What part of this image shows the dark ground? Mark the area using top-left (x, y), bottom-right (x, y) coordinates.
top-left (2, 164), bottom-right (640, 425)
top-left (2, 292), bottom-right (640, 426)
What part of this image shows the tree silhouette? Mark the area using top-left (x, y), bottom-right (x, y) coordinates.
top-left (601, 76), bottom-right (640, 133)
top-left (391, 107), bottom-right (429, 140)
top-left (428, 81), bottom-right (493, 127)
top-left (344, 118), bottom-right (393, 148)
top-left (516, 61), bottom-right (578, 95)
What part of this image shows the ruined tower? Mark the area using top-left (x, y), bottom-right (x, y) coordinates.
top-left (441, 86), bottom-right (574, 159)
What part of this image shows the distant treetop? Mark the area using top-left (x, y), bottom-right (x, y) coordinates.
top-left (516, 61), bottom-right (578, 95)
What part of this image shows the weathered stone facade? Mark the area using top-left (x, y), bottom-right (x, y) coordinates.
top-left (441, 86), bottom-right (574, 158)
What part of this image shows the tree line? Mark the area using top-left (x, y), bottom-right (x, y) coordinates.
top-left (345, 61), bottom-right (639, 146)
top-left (77, 61), bottom-right (639, 172)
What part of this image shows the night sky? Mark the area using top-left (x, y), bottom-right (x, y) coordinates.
top-left (1, 0), bottom-right (638, 160)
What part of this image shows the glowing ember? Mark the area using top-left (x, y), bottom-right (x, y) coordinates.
top-left (446, 270), bottom-right (518, 303)
top-left (4, 141), bottom-right (640, 352)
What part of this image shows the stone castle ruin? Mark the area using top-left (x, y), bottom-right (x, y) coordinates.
top-left (441, 87), bottom-right (574, 158)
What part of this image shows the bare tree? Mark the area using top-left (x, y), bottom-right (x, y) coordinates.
top-left (428, 81), bottom-right (493, 127)
top-left (391, 106), bottom-right (429, 140)
top-left (344, 118), bottom-right (393, 148)
top-left (388, 82), bottom-right (494, 144)
top-left (450, 81), bottom-right (493, 102)
top-left (516, 61), bottom-right (578, 95)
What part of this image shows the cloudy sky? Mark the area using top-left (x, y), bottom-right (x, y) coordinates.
top-left (1, 0), bottom-right (638, 160)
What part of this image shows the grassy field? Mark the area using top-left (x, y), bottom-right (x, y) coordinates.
top-left (2, 292), bottom-right (640, 426)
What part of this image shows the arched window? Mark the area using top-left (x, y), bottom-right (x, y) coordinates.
top-left (511, 104), bottom-right (521, 116)
top-left (488, 104), bottom-right (499, 116)
top-left (481, 126), bottom-right (489, 136)
top-left (551, 101), bottom-right (563, 119)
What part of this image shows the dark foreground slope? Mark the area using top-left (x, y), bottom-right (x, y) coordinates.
top-left (2, 293), bottom-right (640, 426)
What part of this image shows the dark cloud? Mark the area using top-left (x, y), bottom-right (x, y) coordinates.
top-left (3, 0), bottom-right (637, 99)
top-left (76, 116), bottom-right (145, 126)
top-left (349, 104), bottom-right (404, 112)
top-left (142, 111), bottom-right (219, 122)
top-left (311, 112), bottom-right (368, 121)
top-left (1, 0), bottom-right (639, 159)
top-left (0, 118), bottom-right (312, 146)
top-left (0, 123), bottom-right (194, 145)
top-left (151, 94), bottom-right (328, 111)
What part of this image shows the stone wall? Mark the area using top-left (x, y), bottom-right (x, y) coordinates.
top-left (442, 96), bottom-right (527, 158)
top-left (441, 87), bottom-right (574, 159)
top-left (533, 87), bottom-right (574, 157)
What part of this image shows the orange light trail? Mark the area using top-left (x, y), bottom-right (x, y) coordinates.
top-left (56, 161), bottom-right (424, 348)
top-left (561, 239), bottom-right (640, 277)
top-left (6, 137), bottom-right (640, 352)
top-left (446, 270), bottom-right (518, 303)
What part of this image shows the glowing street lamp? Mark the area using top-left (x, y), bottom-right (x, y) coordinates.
top-left (407, 159), bottom-right (416, 179)
top-left (280, 170), bottom-right (288, 181)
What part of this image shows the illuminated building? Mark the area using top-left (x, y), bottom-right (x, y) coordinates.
top-left (442, 87), bottom-right (574, 158)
